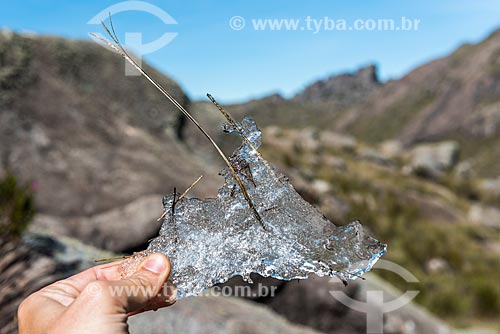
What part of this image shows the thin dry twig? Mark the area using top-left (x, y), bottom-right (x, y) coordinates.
top-left (156, 174), bottom-right (203, 221)
top-left (177, 175), bottom-right (203, 202)
top-left (94, 255), bottom-right (132, 263)
top-left (206, 93), bottom-right (281, 184)
top-left (89, 16), bottom-right (266, 229)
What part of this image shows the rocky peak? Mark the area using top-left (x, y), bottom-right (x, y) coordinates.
top-left (293, 64), bottom-right (381, 104)
top-left (258, 92), bottom-right (286, 104)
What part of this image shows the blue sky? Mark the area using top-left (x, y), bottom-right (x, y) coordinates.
top-left (1, 0), bottom-right (500, 103)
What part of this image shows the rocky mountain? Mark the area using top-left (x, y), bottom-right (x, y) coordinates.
top-left (182, 65), bottom-right (381, 160)
top-left (335, 30), bottom-right (500, 177)
top-left (338, 31), bottom-right (500, 142)
top-left (0, 31), bottom-right (220, 251)
top-left (218, 29), bottom-right (500, 177)
top-left (215, 65), bottom-right (380, 132)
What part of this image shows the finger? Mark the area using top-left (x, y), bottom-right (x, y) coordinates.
top-left (45, 259), bottom-right (127, 297)
top-left (128, 280), bottom-right (177, 316)
top-left (106, 253), bottom-right (171, 312)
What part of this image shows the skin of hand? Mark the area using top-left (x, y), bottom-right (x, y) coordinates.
top-left (18, 253), bottom-right (176, 334)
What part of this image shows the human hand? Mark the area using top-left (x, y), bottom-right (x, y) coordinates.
top-left (18, 253), bottom-right (175, 334)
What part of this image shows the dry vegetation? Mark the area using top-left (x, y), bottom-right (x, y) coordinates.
top-left (260, 133), bottom-right (500, 326)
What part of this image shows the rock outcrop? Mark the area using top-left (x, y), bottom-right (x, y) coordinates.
top-left (408, 141), bottom-right (460, 178)
top-left (293, 65), bottom-right (381, 105)
top-left (0, 33), bottom-right (220, 250)
top-left (0, 32), bottom-right (219, 219)
top-left (30, 194), bottom-right (165, 252)
top-left (129, 296), bottom-right (323, 334)
top-left (0, 233), bottom-right (114, 334)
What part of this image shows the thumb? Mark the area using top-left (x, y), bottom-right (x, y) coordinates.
top-left (112, 253), bottom-right (171, 312)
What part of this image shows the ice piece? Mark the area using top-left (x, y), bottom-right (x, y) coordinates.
top-left (122, 117), bottom-right (386, 298)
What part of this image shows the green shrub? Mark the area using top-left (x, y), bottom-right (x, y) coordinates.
top-left (0, 172), bottom-right (35, 239)
top-left (472, 279), bottom-right (500, 316)
top-left (0, 33), bottom-right (33, 94)
top-left (422, 274), bottom-right (471, 318)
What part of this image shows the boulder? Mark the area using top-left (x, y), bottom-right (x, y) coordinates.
top-left (468, 205), bottom-right (500, 229)
top-left (311, 179), bottom-right (332, 196)
top-left (477, 178), bottom-right (500, 199)
top-left (129, 296), bottom-right (323, 334)
top-left (409, 141), bottom-right (460, 178)
top-left (262, 273), bottom-right (452, 334)
top-left (30, 194), bottom-right (165, 252)
top-left (319, 131), bottom-right (357, 152)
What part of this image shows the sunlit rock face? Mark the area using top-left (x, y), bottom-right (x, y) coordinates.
top-left (122, 117), bottom-right (386, 298)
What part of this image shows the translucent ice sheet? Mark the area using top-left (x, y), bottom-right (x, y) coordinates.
top-left (122, 117), bottom-right (386, 298)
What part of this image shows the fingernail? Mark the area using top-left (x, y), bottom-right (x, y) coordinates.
top-left (143, 254), bottom-right (167, 274)
top-left (165, 280), bottom-right (178, 301)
